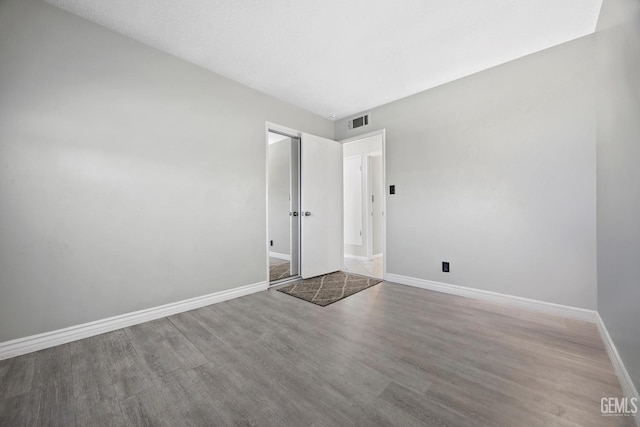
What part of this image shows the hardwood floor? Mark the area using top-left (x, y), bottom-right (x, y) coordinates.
top-left (0, 282), bottom-right (634, 426)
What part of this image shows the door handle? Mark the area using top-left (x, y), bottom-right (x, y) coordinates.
top-left (303, 211), bottom-right (311, 216)
top-left (291, 211), bottom-right (299, 216)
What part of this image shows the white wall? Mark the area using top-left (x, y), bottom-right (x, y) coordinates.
top-left (343, 155), bottom-right (363, 248)
top-left (268, 138), bottom-right (291, 257)
top-left (336, 36), bottom-right (597, 309)
top-left (596, 0), bottom-right (640, 390)
top-left (0, 0), bottom-right (332, 342)
top-left (342, 135), bottom-right (383, 258)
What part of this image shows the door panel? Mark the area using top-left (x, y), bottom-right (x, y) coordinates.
top-left (371, 155), bottom-right (384, 255)
top-left (289, 139), bottom-right (300, 276)
top-left (300, 133), bottom-right (343, 278)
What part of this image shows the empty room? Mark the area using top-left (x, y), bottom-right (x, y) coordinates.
top-left (1, 0), bottom-right (639, 425)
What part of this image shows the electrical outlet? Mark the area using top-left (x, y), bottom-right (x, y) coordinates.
top-left (442, 262), bottom-right (450, 273)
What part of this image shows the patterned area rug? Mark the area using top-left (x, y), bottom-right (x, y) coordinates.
top-left (270, 262), bottom-right (291, 282)
top-left (277, 271), bottom-right (382, 306)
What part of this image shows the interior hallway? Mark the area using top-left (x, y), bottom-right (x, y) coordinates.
top-left (343, 256), bottom-right (383, 279)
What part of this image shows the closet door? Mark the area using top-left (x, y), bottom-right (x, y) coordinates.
top-left (300, 133), bottom-right (343, 278)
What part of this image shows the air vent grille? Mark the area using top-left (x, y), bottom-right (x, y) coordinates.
top-left (348, 113), bottom-right (370, 130)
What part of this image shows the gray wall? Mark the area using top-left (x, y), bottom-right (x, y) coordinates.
top-left (596, 0), bottom-right (640, 390)
top-left (336, 36), bottom-right (598, 309)
top-left (0, 0), bottom-right (332, 342)
top-left (268, 138), bottom-right (291, 256)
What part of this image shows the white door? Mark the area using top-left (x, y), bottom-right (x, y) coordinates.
top-left (300, 133), bottom-right (343, 278)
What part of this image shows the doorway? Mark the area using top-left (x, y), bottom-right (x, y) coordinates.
top-left (267, 125), bottom-right (343, 284)
top-left (267, 131), bottom-right (300, 283)
top-left (342, 132), bottom-right (385, 279)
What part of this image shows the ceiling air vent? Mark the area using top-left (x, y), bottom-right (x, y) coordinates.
top-left (348, 113), bottom-right (370, 130)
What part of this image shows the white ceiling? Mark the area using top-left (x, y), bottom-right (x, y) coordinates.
top-left (45, 0), bottom-right (602, 119)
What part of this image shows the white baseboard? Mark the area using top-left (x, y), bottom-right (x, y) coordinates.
top-left (0, 281), bottom-right (268, 361)
top-left (384, 273), bottom-right (597, 323)
top-left (344, 254), bottom-right (368, 261)
top-left (597, 314), bottom-right (640, 426)
top-left (269, 251), bottom-right (291, 261)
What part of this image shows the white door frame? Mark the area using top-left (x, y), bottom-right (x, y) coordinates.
top-left (340, 129), bottom-right (386, 279)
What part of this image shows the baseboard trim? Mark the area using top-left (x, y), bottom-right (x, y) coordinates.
top-left (385, 273), bottom-right (597, 323)
top-left (0, 281), bottom-right (268, 361)
top-left (269, 251), bottom-right (291, 261)
top-left (597, 314), bottom-right (640, 425)
top-left (344, 254), bottom-right (368, 261)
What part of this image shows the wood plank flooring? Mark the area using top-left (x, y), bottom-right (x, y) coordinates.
top-left (0, 282), bottom-right (634, 426)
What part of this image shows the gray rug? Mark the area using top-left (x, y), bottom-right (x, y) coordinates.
top-left (270, 262), bottom-right (291, 282)
top-left (277, 271), bottom-right (381, 306)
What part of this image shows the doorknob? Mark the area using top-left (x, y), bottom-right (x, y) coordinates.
top-left (291, 211), bottom-right (299, 216)
top-left (303, 211), bottom-right (311, 216)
